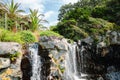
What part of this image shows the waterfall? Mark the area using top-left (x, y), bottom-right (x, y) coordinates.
top-left (64, 43), bottom-right (77, 80)
top-left (65, 43), bottom-right (81, 80)
top-left (64, 42), bottom-right (88, 80)
top-left (29, 43), bottom-right (42, 80)
top-left (25, 35), bottom-right (119, 80)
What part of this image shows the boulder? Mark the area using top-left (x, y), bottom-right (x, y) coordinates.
top-left (0, 58), bottom-right (10, 69)
top-left (0, 42), bottom-right (22, 80)
top-left (0, 42), bottom-right (21, 55)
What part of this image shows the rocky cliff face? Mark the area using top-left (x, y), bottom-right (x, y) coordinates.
top-left (76, 42), bottom-right (120, 80)
top-left (75, 31), bottom-right (120, 80)
top-left (36, 31), bottom-right (120, 80)
top-left (0, 42), bottom-right (22, 80)
top-left (0, 31), bottom-right (119, 80)
top-left (21, 36), bottom-right (68, 80)
top-left (39, 36), bottom-right (68, 80)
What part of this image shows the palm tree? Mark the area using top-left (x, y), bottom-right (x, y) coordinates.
top-left (0, 0), bottom-right (24, 32)
top-left (0, 0), bottom-right (24, 17)
top-left (29, 9), bottom-right (48, 32)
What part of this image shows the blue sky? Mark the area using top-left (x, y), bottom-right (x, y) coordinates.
top-left (14, 0), bottom-right (79, 27)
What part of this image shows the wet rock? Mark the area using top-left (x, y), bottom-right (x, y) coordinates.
top-left (22, 33), bottom-right (120, 80)
top-left (97, 76), bottom-right (104, 80)
top-left (107, 66), bottom-right (116, 73)
top-left (105, 71), bottom-right (120, 80)
top-left (39, 36), bottom-right (68, 79)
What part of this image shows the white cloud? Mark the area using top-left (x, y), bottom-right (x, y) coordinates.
top-left (43, 11), bottom-right (58, 27)
top-left (44, 20), bottom-right (58, 27)
top-left (44, 11), bottom-right (54, 19)
top-left (49, 20), bottom-right (58, 26)
top-left (15, 0), bottom-right (44, 12)
top-left (14, 0), bottom-right (79, 27)
top-left (62, 0), bottom-right (79, 4)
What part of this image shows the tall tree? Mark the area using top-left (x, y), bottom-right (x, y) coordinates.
top-left (58, 3), bottom-right (73, 21)
top-left (0, 0), bottom-right (24, 31)
top-left (0, 0), bottom-right (24, 17)
top-left (29, 9), bottom-right (47, 31)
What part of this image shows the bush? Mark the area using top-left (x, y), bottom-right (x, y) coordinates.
top-left (18, 31), bottom-right (36, 43)
top-left (0, 28), bottom-right (22, 43)
top-left (0, 28), bottom-right (37, 44)
top-left (88, 17), bottom-right (115, 35)
top-left (91, 6), bottom-right (106, 18)
top-left (39, 31), bottom-right (63, 37)
top-left (51, 20), bottom-right (88, 41)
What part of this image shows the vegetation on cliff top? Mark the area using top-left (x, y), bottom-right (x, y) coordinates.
top-left (0, 0), bottom-right (120, 43)
top-left (0, 0), bottom-right (62, 44)
top-left (51, 0), bottom-right (120, 41)
top-left (40, 31), bottom-right (63, 37)
top-left (0, 0), bottom-right (47, 32)
top-left (0, 28), bottom-right (36, 44)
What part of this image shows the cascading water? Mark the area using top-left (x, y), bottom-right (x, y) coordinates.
top-left (64, 43), bottom-right (77, 80)
top-left (24, 34), bottom-right (120, 80)
top-left (64, 42), bottom-right (87, 80)
top-left (29, 43), bottom-right (42, 80)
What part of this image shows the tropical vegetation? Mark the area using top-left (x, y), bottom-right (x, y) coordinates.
top-left (0, 0), bottom-right (46, 32)
top-left (0, 0), bottom-right (120, 44)
top-left (51, 0), bottom-right (120, 41)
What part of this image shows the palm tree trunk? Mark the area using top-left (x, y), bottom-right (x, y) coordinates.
top-left (12, 21), bottom-right (17, 33)
top-left (5, 13), bottom-right (7, 30)
top-left (15, 21), bottom-right (17, 31)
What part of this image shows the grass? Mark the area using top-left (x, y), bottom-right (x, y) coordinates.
top-left (0, 28), bottom-right (63, 44)
top-left (39, 30), bottom-right (63, 37)
top-left (0, 28), bottom-right (36, 44)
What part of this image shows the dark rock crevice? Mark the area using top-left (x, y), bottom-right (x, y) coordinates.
top-left (21, 56), bottom-right (32, 80)
top-left (77, 41), bottom-right (120, 79)
top-left (38, 44), bottom-right (51, 80)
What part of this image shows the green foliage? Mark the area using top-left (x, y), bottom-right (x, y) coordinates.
top-left (62, 7), bottom-right (91, 22)
top-left (29, 9), bottom-right (41, 31)
top-left (0, 0), bottom-right (47, 31)
top-left (2, 51), bottom-right (21, 62)
top-left (89, 17), bottom-right (114, 28)
top-left (78, 17), bottom-right (115, 36)
top-left (55, 0), bottom-right (120, 41)
top-left (18, 31), bottom-right (36, 43)
top-left (91, 0), bottom-right (120, 25)
top-left (58, 3), bottom-right (73, 20)
top-left (39, 30), bottom-right (63, 37)
top-left (51, 20), bottom-right (88, 41)
top-left (0, 0), bottom-right (24, 17)
top-left (9, 52), bottom-right (20, 62)
top-left (0, 0), bottom-right (25, 30)
top-left (0, 28), bottom-right (36, 44)
top-left (0, 28), bottom-right (22, 43)
top-left (91, 6), bottom-right (106, 18)
top-left (29, 9), bottom-right (47, 31)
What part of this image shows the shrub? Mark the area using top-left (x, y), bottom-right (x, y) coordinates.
top-left (18, 31), bottom-right (36, 43)
top-left (0, 28), bottom-right (22, 43)
top-left (0, 28), bottom-right (36, 44)
top-left (0, 28), bottom-right (7, 41)
top-left (51, 20), bottom-right (88, 41)
top-left (3, 32), bottom-right (22, 43)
